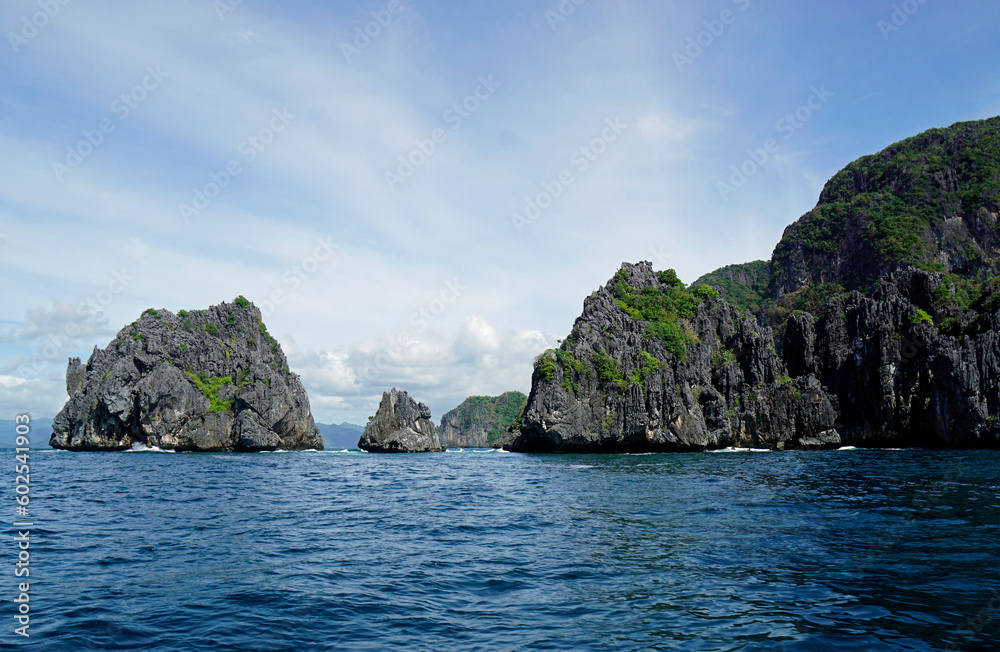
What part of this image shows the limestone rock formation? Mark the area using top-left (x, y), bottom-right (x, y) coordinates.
top-left (438, 392), bottom-right (527, 448)
top-left (780, 268), bottom-right (1000, 447)
top-left (507, 263), bottom-right (840, 453)
top-left (359, 388), bottom-right (444, 453)
top-left (511, 116), bottom-right (1000, 453)
top-left (50, 297), bottom-right (323, 452)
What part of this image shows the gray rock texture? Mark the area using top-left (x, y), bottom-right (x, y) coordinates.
top-left (769, 118), bottom-right (1000, 297)
top-left (438, 392), bottom-right (527, 448)
top-left (508, 262), bottom-right (840, 453)
top-left (508, 261), bottom-right (1000, 453)
top-left (359, 388), bottom-right (444, 453)
top-left (782, 268), bottom-right (1000, 447)
top-left (510, 118), bottom-right (1000, 453)
top-left (50, 298), bottom-right (323, 452)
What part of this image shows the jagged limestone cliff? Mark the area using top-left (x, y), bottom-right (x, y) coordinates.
top-left (508, 263), bottom-right (840, 453)
top-left (511, 117), bottom-right (1000, 452)
top-left (781, 268), bottom-right (1000, 446)
top-left (771, 117), bottom-right (1000, 296)
top-left (50, 297), bottom-right (322, 452)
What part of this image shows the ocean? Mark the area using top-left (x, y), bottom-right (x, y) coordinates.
top-left (6, 447), bottom-right (1000, 651)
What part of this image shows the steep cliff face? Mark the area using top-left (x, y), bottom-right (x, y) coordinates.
top-left (513, 117), bottom-right (1000, 453)
top-left (50, 297), bottom-right (322, 452)
top-left (782, 268), bottom-right (1000, 447)
top-left (770, 117), bottom-right (1000, 296)
top-left (507, 263), bottom-right (840, 453)
top-left (438, 392), bottom-right (527, 448)
top-left (359, 388), bottom-right (444, 453)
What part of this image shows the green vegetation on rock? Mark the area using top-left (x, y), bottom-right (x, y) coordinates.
top-left (535, 350), bottom-right (557, 382)
top-left (185, 371), bottom-right (234, 413)
top-left (630, 351), bottom-right (662, 389)
top-left (440, 391), bottom-right (529, 445)
top-left (691, 260), bottom-right (770, 317)
top-left (593, 349), bottom-right (626, 392)
top-left (771, 117), bottom-right (1000, 293)
top-left (910, 308), bottom-right (934, 326)
top-left (612, 268), bottom-right (712, 358)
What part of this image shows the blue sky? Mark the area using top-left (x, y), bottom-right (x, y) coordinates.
top-left (1, 0), bottom-right (999, 425)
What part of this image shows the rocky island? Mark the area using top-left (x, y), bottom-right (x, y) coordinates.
top-left (508, 116), bottom-right (1000, 452)
top-left (438, 391), bottom-right (526, 448)
top-left (359, 388), bottom-right (445, 453)
top-left (50, 297), bottom-right (323, 452)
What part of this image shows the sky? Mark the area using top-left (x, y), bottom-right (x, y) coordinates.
top-left (1, 0), bottom-right (999, 426)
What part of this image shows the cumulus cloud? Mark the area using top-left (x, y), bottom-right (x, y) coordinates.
top-left (452, 314), bottom-right (500, 362)
top-left (0, 373), bottom-right (65, 421)
top-left (2, 300), bottom-right (111, 343)
top-left (290, 315), bottom-right (557, 424)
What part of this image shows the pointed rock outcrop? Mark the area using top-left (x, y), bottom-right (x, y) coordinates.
top-left (359, 388), bottom-right (444, 453)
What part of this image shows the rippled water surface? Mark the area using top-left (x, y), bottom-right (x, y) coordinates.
top-left (13, 448), bottom-right (1000, 650)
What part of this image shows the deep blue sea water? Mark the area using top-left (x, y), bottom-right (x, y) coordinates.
top-left (5, 447), bottom-right (1000, 651)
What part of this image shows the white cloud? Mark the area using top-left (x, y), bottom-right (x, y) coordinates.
top-left (4, 300), bottom-right (110, 343)
top-left (291, 314), bottom-right (557, 424)
top-left (452, 314), bottom-right (501, 362)
top-left (0, 373), bottom-right (65, 422)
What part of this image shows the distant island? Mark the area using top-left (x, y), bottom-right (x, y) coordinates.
top-left (317, 422), bottom-right (364, 450)
top-left (438, 391), bottom-right (527, 448)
